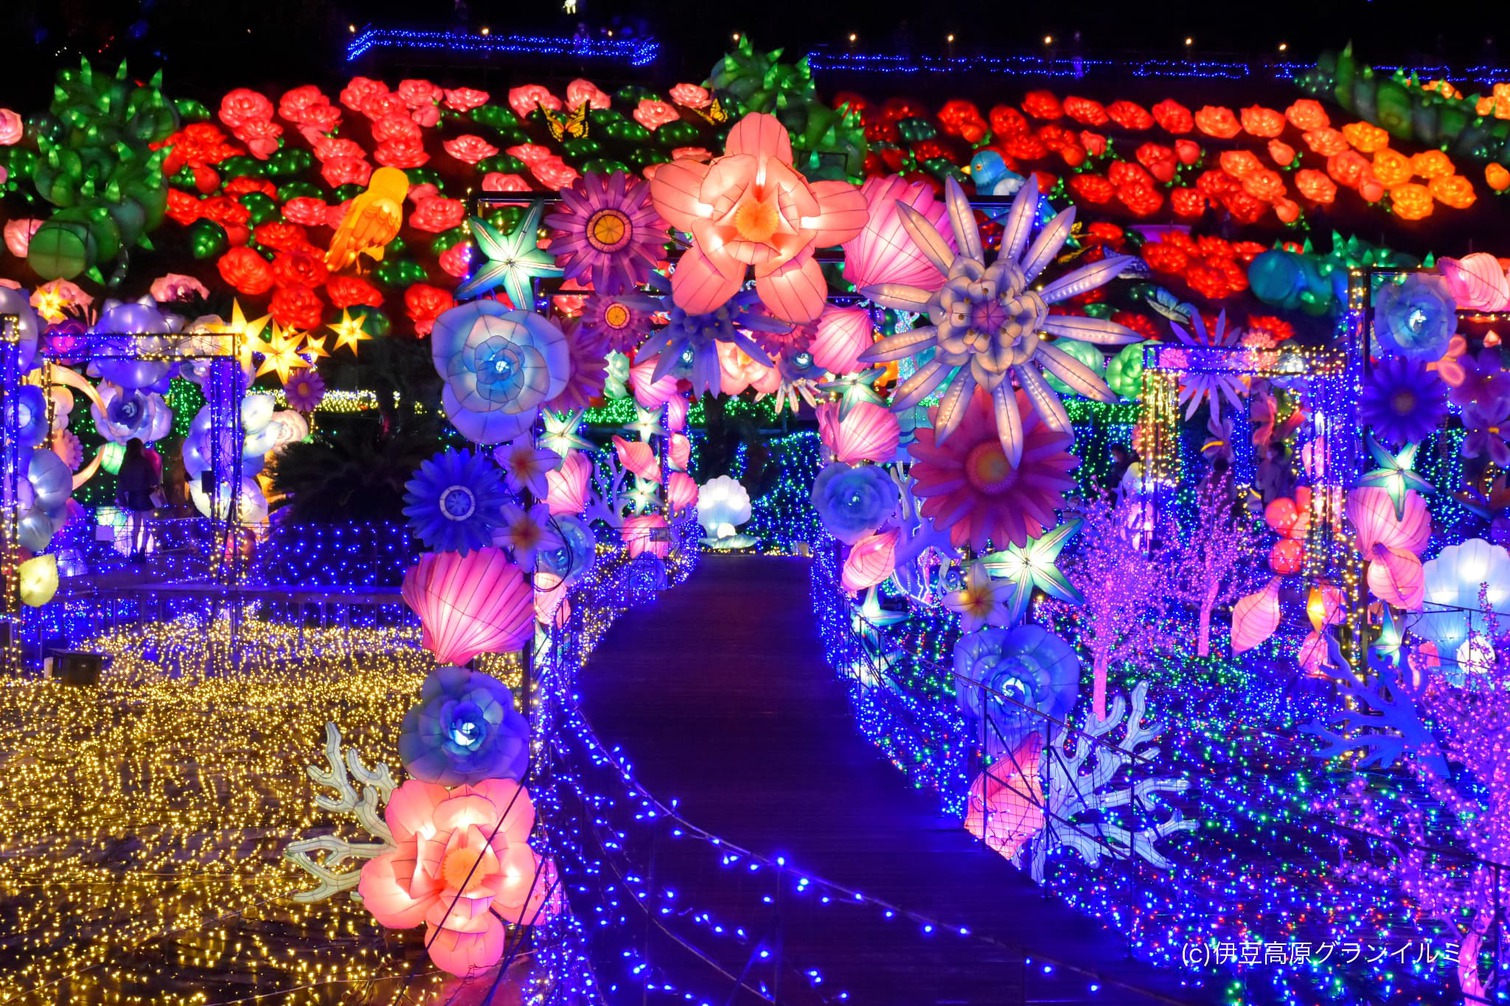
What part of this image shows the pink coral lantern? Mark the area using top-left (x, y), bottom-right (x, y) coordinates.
top-left (817, 401), bottom-right (900, 464)
top-left (401, 549), bottom-right (534, 665)
top-left (809, 306), bottom-right (875, 375)
top-left (357, 779), bottom-right (548, 976)
top-left (623, 514), bottom-right (671, 559)
top-left (842, 528), bottom-right (900, 592)
top-left (668, 471), bottom-right (698, 515)
top-left (1346, 487), bottom-right (1430, 609)
top-left (612, 435), bottom-right (662, 483)
top-left (841, 175), bottom-right (958, 291)
top-left (649, 112), bottom-right (868, 324)
top-left (545, 451), bottom-right (592, 516)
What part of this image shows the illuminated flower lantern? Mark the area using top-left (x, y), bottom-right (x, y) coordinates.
top-left (1412, 539), bottom-right (1510, 679)
top-left (1373, 273), bottom-right (1457, 360)
top-left (909, 388), bottom-right (1077, 551)
top-left (1359, 356), bottom-right (1447, 447)
top-left (1105, 342), bottom-right (1144, 400)
top-left (622, 514), bottom-right (670, 559)
top-left (697, 475), bottom-right (752, 541)
top-left (430, 302), bottom-right (569, 445)
top-left (14, 386), bottom-right (49, 449)
top-left (1042, 339), bottom-right (1105, 397)
top-left (841, 528), bottom-right (900, 593)
top-left (637, 288), bottom-right (785, 397)
top-left (1169, 312), bottom-right (1247, 421)
top-left (862, 176), bottom-right (1140, 464)
top-left (817, 401), bottom-right (899, 464)
top-left (0, 287), bottom-right (40, 373)
top-left (1439, 253), bottom-right (1510, 312)
top-left (537, 515), bottom-right (598, 585)
top-left (649, 112), bottom-right (867, 324)
top-left (18, 554), bottom-right (59, 607)
top-left (545, 172), bottom-right (665, 295)
top-left (811, 462), bottom-right (899, 544)
top-left (403, 449), bottom-right (509, 555)
top-left (964, 735), bottom-right (1045, 860)
top-left (1347, 487), bottom-right (1429, 609)
top-left (91, 298), bottom-right (177, 391)
top-left (358, 778), bottom-right (547, 976)
top-left (18, 448), bottom-right (73, 552)
top-left (92, 382), bottom-right (172, 444)
top-left (954, 625), bottom-right (1079, 751)
top-left (841, 175), bottom-right (957, 291)
top-left (401, 547), bottom-right (534, 665)
top-left (398, 665), bottom-right (530, 785)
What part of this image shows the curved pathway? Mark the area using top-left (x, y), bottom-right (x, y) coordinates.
top-left (579, 554), bottom-right (1217, 1006)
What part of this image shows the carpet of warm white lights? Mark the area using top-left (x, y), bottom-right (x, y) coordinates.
top-left (0, 614), bottom-right (522, 1004)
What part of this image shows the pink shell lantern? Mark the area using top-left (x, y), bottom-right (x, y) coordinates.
top-left (401, 548), bottom-right (533, 665)
top-left (841, 528), bottom-right (899, 593)
top-left (623, 514), bottom-right (671, 559)
top-left (666, 394), bottom-right (689, 433)
top-left (1346, 487), bottom-right (1429, 609)
top-left (817, 400), bottom-right (900, 464)
top-left (630, 354), bottom-right (679, 407)
top-left (1231, 576), bottom-right (1283, 654)
top-left (612, 435), bottom-right (662, 483)
top-left (668, 433), bottom-right (691, 472)
top-left (809, 306), bottom-right (875, 376)
top-left (668, 471), bottom-right (698, 515)
top-left (545, 451), bottom-right (592, 516)
top-left (841, 175), bottom-right (958, 291)
top-left (963, 735), bottom-right (1045, 860)
top-left (1439, 252), bottom-right (1510, 312)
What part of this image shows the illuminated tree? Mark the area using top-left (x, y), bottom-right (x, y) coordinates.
top-left (1176, 474), bottom-right (1261, 657)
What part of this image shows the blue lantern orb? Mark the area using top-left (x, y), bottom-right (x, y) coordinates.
top-left (431, 301), bottom-right (571, 446)
top-left (397, 666), bottom-right (531, 785)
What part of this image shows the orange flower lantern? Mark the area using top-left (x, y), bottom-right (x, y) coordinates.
top-left (1302, 128), bottom-right (1349, 156)
top-left (1284, 99), bottom-right (1330, 130)
top-left (1342, 121), bottom-right (1390, 153)
top-left (1242, 169), bottom-right (1287, 203)
top-left (1194, 106), bottom-right (1241, 139)
top-left (1327, 149), bottom-right (1369, 189)
top-left (1274, 198), bottom-right (1301, 223)
top-left (1295, 169), bottom-right (1338, 204)
top-left (1429, 175), bottom-right (1477, 210)
top-left (1487, 163), bottom-right (1510, 192)
top-left (1174, 139), bottom-right (1201, 164)
top-left (1373, 148), bottom-right (1414, 187)
top-left (1063, 96), bottom-right (1109, 126)
top-left (1267, 139), bottom-right (1297, 167)
top-left (1219, 150), bottom-right (1262, 179)
top-left (1152, 99), bottom-right (1194, 133)
top-left (1411, 150), bottom-right (1454, 179)
top-left (1240, 106), bottom-right (1286, 138)
top-left (1390, 183), bottom-right (1434, 220)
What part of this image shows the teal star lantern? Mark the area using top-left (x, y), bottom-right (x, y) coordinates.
top-left (626, 404), bottom-right (665, 442)
top-left (1355, 432), bottom-right (1432, 518)
top-left (978, 518), bottom-right (1084, 625)
top-left (455, 201), bottom-right (562, 308)
top-left (819, 368), bottom-right (887, 415)
top-left (540, 409), bottom-right (592, 457)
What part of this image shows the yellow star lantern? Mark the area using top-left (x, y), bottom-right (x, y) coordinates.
top-left (301, 332), bottom-right (330, 360)
top-left (328, 309), bottom-right (372, 356)
top-left (223, 300), bottom-right (272, 372)
top-left (255, 323), bottom-right (313, 383)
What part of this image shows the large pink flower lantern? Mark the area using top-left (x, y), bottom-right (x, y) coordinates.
top-left (358, 779), bottom-right (549, 976)
top-left (649, 112), bottom-right (867, 324)
top-left (401, 549), bottom-right (533, 665)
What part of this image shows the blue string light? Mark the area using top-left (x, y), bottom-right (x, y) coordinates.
top-left (346, 28), bottom-right (660, 66)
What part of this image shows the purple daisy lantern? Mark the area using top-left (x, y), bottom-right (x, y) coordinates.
top-left (580, 289), bottom-right (659, 353)
top-left (545, 172), bottom-right (666, 296)
top-left (1359, 355), bottom-right (1448, 448)
top-left (284, 369), bottom-right (327, 412)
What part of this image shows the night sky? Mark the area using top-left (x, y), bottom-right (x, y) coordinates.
top-left (0, 0), bottom-right (1505, 98)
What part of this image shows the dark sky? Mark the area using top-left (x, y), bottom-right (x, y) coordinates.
top-left (0, 0), bottom-right (1504, 100)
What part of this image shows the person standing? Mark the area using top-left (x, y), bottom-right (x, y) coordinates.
top-left (116, 438), bottom-right (161, 563)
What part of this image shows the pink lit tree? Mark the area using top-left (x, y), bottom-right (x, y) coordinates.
top-left (1329, 644), bottom-right (1510, 1004)
top-left (1054, 497), bottom-right (1179, 720)
top-left (1176, 474), bottom-right (1261, 657)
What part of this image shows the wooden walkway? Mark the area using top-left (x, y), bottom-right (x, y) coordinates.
top-left (579, 554), bottom-right (1215, 1006)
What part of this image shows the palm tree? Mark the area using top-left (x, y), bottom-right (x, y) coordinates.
top-left (268, 409), bottom-right (439, 524)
